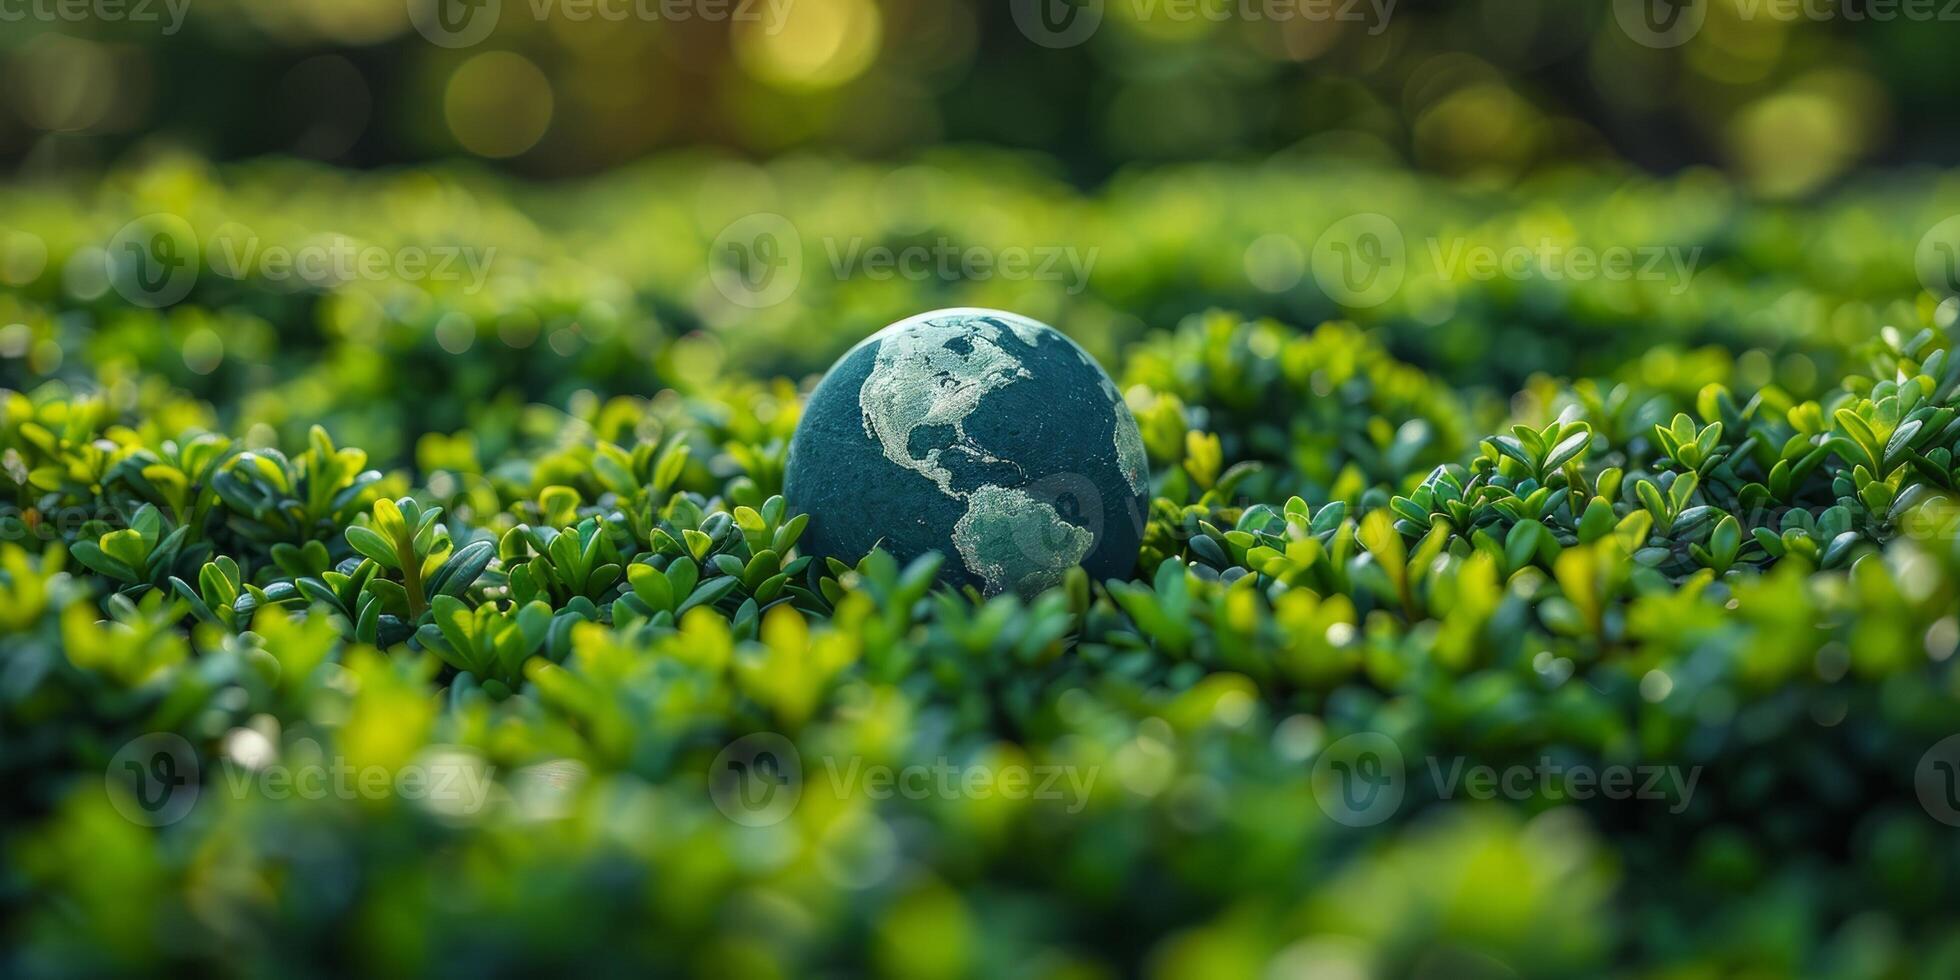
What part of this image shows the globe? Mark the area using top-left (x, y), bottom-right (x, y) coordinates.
top-left (785, 308), bottom-right (1151, 597)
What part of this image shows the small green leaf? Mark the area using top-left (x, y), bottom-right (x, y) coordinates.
top-left (346, 525), bottom-right (399, 569)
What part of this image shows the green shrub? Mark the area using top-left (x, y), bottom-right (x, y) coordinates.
top-left (6, 157), bottom-right (1960, 977)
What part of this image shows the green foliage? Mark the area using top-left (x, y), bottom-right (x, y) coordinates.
top-left (12, 160), bottom-right (1960, 977)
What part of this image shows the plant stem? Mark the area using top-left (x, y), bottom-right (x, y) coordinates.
top-left (400, 538), bottom-right (426, 619)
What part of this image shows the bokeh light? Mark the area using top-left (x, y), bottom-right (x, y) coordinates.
top-left (444, 52), bottom-right (555, 158)
top-left (735, 0), bottom-right (883, 91)
top-left (9, 35), bottom-right (118, 134)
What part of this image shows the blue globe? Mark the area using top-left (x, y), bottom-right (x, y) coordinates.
top-left (785, 308), bottom-right (1150, 596)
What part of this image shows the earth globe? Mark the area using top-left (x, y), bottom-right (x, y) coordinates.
top-left (785, 308), bottom-right (1151, 597)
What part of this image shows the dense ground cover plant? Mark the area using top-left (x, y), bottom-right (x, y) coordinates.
top-left (5, 157), bottom-right (1960, 977)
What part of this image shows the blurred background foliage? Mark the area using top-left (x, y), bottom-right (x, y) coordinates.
top-left (9, 1), bottom-right (1960, 978)
top-left (3, 0), bottom-right (1958, 193)
top-left (2, 152), bottom-right (1956, 466)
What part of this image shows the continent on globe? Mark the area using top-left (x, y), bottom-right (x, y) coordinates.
top-left (785, 308), bottom-right (1150, 597)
